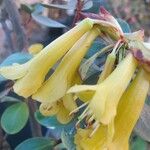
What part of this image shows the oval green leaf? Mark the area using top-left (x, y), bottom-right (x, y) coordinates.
top-left (1, 102), bottom-right (29, 134)
top-left (82, 0), bottom-right (93, 10)
top-left (15, 137), bottom-right (55, 150)
top-left (117, 18), bottom-right (131, 33)
top-left (61, 130), bottom-right (76, 150)
top-left (31, 13), bottom-right (66, 28)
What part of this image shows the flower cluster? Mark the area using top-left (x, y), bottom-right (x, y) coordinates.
top-left (0, 7), bottom-right (150, 150)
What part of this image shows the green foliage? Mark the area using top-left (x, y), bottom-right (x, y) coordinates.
top-left (1, 102), bottom-right (29, 134)
top-left (0, 53), bottom-right (32, 67)
top-left (61, 130), bottom-right (76, 150)
top-left (117, 18), bottom-right (131, 33)
top-left (15, 137), bottom-right (55, 150)
top-left (0, 96), bottom-right (20, 103)
top-left (35, 111), bottom-right (76, 128)
top-left (41, 0), bottom-right (93, 11)
top-left (131, 136), bottom-right (147, 150)
top-left (85, 41), bottom-right (106, 58)
top-left (21, 4), bottom-right (34, 14)
top-left (31, 13), bottom-right (66, 28)
top-left (35, 111), bottom-right (77, 139)
top-left (82, 0), bottom-right (93, 10)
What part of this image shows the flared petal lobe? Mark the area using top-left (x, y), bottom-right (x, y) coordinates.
top-left (75, 69), bottom-right (149, 150)
top-left (89, 53), bottom-right (137, 125)
top-left (109, 69), bottom-right (149, 149)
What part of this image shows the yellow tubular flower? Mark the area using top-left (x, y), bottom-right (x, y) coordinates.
top-left (87, 53), bottom-right (137, 125)
top-left (56, 101), bottom-right (73, 124)
top-left (39, 100), bottom-right (73, 124)
top-left (28, 43), bottom-right (44, 55)
top-left (98, 52), bottom-right (116, 83)
top-left (75, 127), bottom-right (107, 150)
top-left (77, 51), bottom-right (116, 102)
top-left (32, 27), bottom-right (100, 103)
top-left (39, 71), bottom-right (82, 117)
top-left (108, 69), bottom-right (149, 149)
top-left (39, 102), bottom-right (60, 116)
top-left (68, 53), bottom-right (137, 126)
top-left (0, 18), bottom-right (93, 98)
top-left (62, 93), bottom-right (77, 112)
top-left (75, 68), bottom-right (149, 150)
top-left (0, 62), bottom-right (30, 80)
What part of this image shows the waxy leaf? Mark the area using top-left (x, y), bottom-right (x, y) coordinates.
top-left (0, 53), bottom-right (32, 67)
top-left (82, 0), bottom-right (93, 10)
top-left (1, 102), bottom-right (29, 134)
top-left (0, 96), bottom-right (20, 103)
top-left (61, 130), bottom-right (76, 150)
top-left (32, 13), bottom-right (66, 28)
top-left (21, 4), bottom-right (34, 14)
top-left (131, 136), bottom-right (147, 150)
top-left (15, 137), bottom-right (55, 150)
top-left (35, 111), bottom-right (76, 139)
top-left (117, 18), bottom-right (131, 33)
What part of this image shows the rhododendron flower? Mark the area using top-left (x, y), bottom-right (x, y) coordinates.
top-left (32, 27), bottom-right (100, 104)
top-left (75, 69), bottom-right (149, 150)
top-left (0, 18), bottom-right (93, 98)
top-left (68, 53), bottom-right (137, 130)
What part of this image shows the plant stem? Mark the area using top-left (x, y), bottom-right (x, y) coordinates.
top-left (0, 125), bottom-right (11, 150)
top-left (28, 100), bottom-right (42, 137)
top-left (3, 0), bottom-right (27, 51)
top-left (72, 0), bottom-right (83, 27)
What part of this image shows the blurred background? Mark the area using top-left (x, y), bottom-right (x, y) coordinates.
top-left (0, 0), bottom-right (150, 63)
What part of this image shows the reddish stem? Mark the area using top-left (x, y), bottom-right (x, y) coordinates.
top-left (72, 0), bottom-right (83, 27)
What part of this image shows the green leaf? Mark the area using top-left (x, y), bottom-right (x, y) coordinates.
top-left (131, 136), bottom-right (147, 150)
top-left (117, 18), bottom-right (131, 33)
top-left (21, 4), bottom-right (34, 14)
top-left (54, 143), bottom-right (66, 150)
top-left (33, 4), bottom-right (44, 14)
top-left (35, 111), bottom-right (76, 138)
top-left (0, 96), bottom-right (20, 103)
top-left (0, 53), bottom-right (32, 67)
top-left (82, 0), bottom-right (93, 10)
top-left (41, 0), bottom-right (92, 11)
top-left (41, 3), bottom-right (73, 10)
top-left (32, 13), bottom-right (66, 28)
top-left (15, 137), bottom-right (55, 150)
top-left (80, 45), bottom-right (112, 80)
top-left (1, 102), bottom-right (29, 134)
top-left (61, 130), bottom-right (76, 150)
top-left (35, 111), bottom-right (75, 129)
top-left (41, 0), bottom-right (77, 10)
top-left (85, 41), bottom-right (106, 58)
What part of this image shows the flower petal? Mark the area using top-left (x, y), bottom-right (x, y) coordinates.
top-left (12, 18), bottom-right (94, 98)
top-left (28, 43), bottom-right (44, 55)
top-left (56, 101), bottom-right (73, 124)
top-left (32, 27), bottom-right (100, 102)
top-left (67, 85), bottom-right (97, 94)
top-left (39, 102), bottom-right (59, 116)
top-left (0, 62), bottom-right (30, 80)
top-left (89, 53), bottom-right (137, 125)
